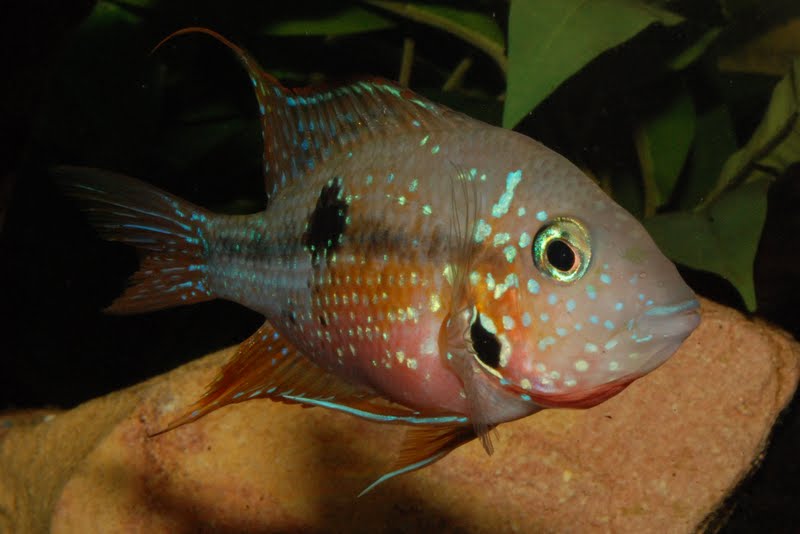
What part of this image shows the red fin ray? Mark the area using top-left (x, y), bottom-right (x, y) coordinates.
top-left (55, 166), bottom-right (213, 313)
top-left (151, 321), bottom-right (396, 436)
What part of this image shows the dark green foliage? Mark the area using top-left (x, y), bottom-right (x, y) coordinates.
top-left (36, 0), bottom-right (800, 310)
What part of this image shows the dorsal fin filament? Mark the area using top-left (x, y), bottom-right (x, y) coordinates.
top-left (152, 27), bottom-right (471, 199)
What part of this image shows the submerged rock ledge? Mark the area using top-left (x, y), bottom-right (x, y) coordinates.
top-left (1, 298), bottom-right (798, 533)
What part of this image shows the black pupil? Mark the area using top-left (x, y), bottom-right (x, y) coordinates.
top-left (470, 313), bottom-right (501, 368)
top-left (546, 239), bottom-right (575, 272)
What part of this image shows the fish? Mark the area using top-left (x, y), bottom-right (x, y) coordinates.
top-left (56, 27), bottom-right (701, 494)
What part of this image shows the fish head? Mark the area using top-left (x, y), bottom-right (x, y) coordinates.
top-left (462, 143), bottom-right (700, 414)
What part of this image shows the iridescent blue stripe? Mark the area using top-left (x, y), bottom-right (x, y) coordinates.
top-left (279, 394), bottom-right (468, 425)
top-left (358, 450), bottom-right (450, 497)
top-left (644, 299), bottom-right (700, 317)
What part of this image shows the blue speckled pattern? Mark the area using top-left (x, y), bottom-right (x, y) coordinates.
top-left (58, 27), bottom-right (701, 493)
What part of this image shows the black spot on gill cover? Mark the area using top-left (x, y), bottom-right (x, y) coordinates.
top-left (304, 177), bottom-right (347, 262)
top-left (470, 313), bottom-right (501, 369)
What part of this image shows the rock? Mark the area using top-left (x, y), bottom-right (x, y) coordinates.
top-left (1, 298), bottom-right (797, 533)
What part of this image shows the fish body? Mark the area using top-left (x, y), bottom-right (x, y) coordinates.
top-left (58, 28), bottom-right (700, 492)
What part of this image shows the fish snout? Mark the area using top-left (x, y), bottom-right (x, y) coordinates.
top-left (624, 298), bottom-right (701, 374)
top-left (636, 298), bottom-right (701, 339)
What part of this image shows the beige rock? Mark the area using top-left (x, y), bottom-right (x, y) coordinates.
top-left (0, 298), bottom-right (797, 533)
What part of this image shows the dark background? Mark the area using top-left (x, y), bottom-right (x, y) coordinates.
top-left (0, 1), bottom-right (797, 532)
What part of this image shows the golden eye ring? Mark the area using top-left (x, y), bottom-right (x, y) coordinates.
top-left (532, 217), bottom-right (591, 283)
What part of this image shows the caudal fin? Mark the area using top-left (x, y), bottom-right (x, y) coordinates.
top-left (55, 166), bottom-right (215, 314)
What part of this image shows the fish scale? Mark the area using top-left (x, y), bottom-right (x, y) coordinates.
top-left (56, 27), bottom-right (700, 494)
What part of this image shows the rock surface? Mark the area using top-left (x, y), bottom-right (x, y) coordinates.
top-left (1, 298), bottom-right (798, 533)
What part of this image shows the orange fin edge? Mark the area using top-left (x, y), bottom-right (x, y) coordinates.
top-left (149, 321), bottom-right (419, 437)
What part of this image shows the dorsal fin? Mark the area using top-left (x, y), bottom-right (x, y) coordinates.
top-left (154, 27), bottom-right (473, 199)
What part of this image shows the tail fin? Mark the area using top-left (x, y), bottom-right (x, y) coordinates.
top-left (55, 166), bottom-right (215, 314)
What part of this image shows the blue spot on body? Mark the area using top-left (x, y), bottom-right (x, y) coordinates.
top-left (600, 273), bottom-right (611, 285)
top-left (590, 315), bottom-right (599, 324)
top-left (538, 336), bottom-right (556, 350)
top-left (527, 279), bottom-right (540, 294)
top-left (604, 320), bottom-right (615, 330)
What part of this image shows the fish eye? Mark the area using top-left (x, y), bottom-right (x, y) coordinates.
top-left (532, 217), bottom-right (591, 283)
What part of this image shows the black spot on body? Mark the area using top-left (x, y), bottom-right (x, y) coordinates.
top-left (304, 177), bottom-right (348, 263)
top-left (470, 313), bottom-right (501, 368)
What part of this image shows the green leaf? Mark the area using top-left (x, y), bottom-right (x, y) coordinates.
top-left (645, 178), bottom-right (769, 310)
top-left (635, 89), bottom-right (695, 214)
top-left (505, 0), bottom-right (683, 128)
top-left (263, 6), bottom-right (394, 36)
top-left (708, 59), bottom-right (800, 201)
top-left (366, 1), bottom-right (506, 72)
top-left (718, 19), bottom-right (800, 76)
top-left (668, 27), bottom-right (722, 70)
top-left (679, 106), bottom-right (738, 209)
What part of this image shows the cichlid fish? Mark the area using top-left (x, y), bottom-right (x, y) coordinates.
top-left (58, 28), bottom-right (700, 494)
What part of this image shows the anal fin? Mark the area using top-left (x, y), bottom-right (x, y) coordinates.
top-left (359, 423), bottom-right (478, 496)
top-left (151, 321), bottom-right (383, 435)
top-left (151, 321), bottom-right (430, 436)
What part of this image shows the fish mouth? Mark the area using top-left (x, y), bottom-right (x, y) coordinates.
top-left (639, 298), bottom-right (701, 335)
top-left (627, 297), bottom-right (701, 374)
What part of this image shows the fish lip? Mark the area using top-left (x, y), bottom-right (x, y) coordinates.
top-left (643, 298), bottom-right (701, 318)
top-left (635, 298), bottom-right (701, 338)
top-left (627, 297), bottom-right (701, 373)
